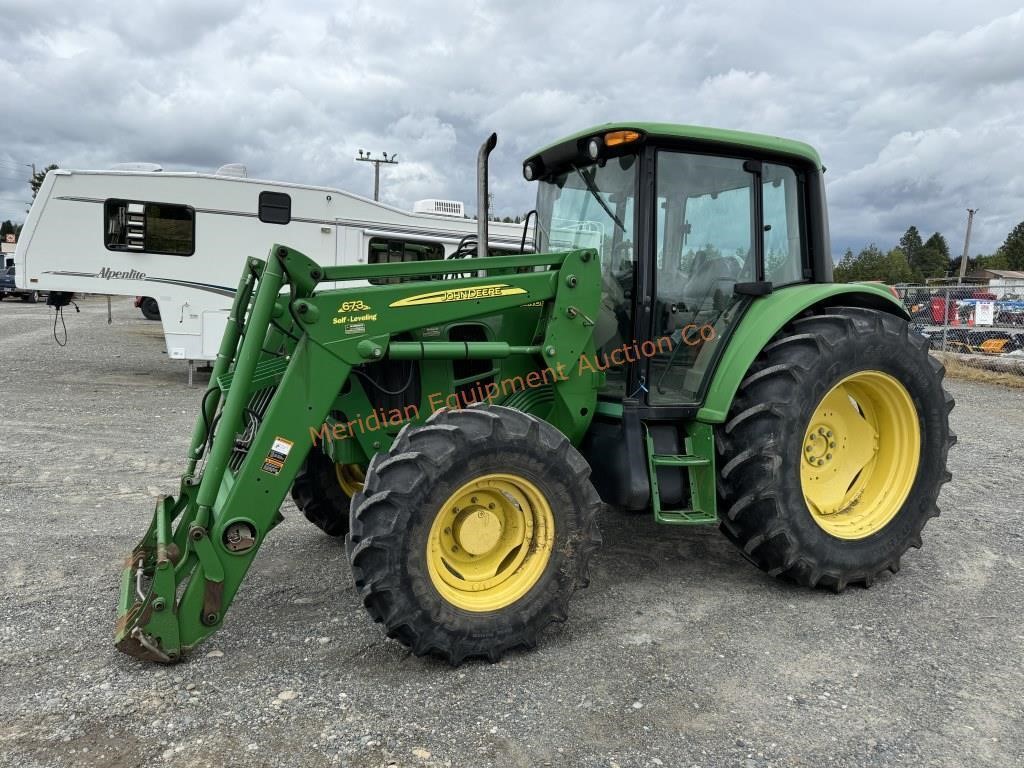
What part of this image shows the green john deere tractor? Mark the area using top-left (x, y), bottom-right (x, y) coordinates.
top-left (116, 124), bottom-right (954, 664)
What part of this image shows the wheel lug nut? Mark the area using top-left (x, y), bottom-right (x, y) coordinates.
top-left (444, 527), bottom-right (451, 535)
top-left (488, 502), bottom-right (495, 509)
top-left (826, 430), bottom-right (833, 438)
top-left (818, 427), bottom-right (826, 435)
top-left (826, 453), bottom-right (832, 460)
top-left (471, 496), bottom-right (478, 504)
top-left (829, 441), bottom-right (836, 448)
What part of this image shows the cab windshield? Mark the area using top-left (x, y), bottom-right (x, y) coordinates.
top-left (536, 156), bottom-right (638, 396)
top-left (536, 155), bottom-right (637, 269)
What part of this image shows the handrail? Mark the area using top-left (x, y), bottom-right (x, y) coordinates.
top-left (320, 251), bottom-right (570, 282)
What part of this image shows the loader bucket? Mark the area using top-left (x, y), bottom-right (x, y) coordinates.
top-left (115, 495), bottom-right (185, 662)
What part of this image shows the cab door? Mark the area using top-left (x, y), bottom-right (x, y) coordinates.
top-left (644, 150), bottom-right (807, 405)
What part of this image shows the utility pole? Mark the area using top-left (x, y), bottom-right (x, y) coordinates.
top-left (957, 208), bottom-right (977, 284)
top-left (355, 150), bottom-right (398, 201)
top-left (25, 164), bottom-right (36, 213)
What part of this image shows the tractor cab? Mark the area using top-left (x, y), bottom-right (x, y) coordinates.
top-left (523, 124), bottom-right (829, 406)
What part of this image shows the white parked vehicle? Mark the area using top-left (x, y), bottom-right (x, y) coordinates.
top-left (15, 165), bottom-right (530, 376)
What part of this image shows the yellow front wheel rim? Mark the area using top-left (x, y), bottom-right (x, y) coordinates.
top-left (334, 463), bottom-right (365, 498)
top-left (801, 370), bottom-right (921, 540)
top-left (427, 473), bottom-right (554, 612)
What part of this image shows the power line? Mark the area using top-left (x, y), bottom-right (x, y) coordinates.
top-left (355, 149), bottom-right (398, 202)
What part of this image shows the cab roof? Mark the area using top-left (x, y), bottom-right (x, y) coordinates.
top-left (526, 122), bottom-right (822, 170)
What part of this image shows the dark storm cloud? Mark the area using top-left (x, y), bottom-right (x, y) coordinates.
top-left (1, 0), bottom-right (1022, 255)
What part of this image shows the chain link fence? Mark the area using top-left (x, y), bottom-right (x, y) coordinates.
top-left (892, 282), bottom-right (1024, 369)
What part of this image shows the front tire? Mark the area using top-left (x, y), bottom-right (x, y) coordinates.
top-left (716, 307), bottom-right (955, 590)
top-left (348, 406), bottom-right (603, 664)
top-left (290, 448), bottom-right (360, 537)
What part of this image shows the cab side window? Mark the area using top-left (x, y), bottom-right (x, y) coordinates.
top-left (762, 164), bottom-right (806, 286)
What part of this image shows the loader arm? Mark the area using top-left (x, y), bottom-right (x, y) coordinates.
top-left (116, 243), bottom-right (601, 662)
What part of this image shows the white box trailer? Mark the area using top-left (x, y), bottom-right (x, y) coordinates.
top-left (15, 167), bottom-right (529, 371)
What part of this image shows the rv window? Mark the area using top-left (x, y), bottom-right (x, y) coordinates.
top-left (104, 199), bottom-right (195, 256)
top-left (259, 191), bottom-right (291, 224)
top-left (367, 238), bottom-right (444, 285)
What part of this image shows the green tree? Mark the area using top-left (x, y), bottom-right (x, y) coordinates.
top-left (834, 244), bottom-right (877, 282)
top-left (904, 232), bottom-right (949, 282)
top-left (950, 251), bottom-right (1000, 276)
top-left (999, 220), bottom-right (1024, 271)
top-left (0, 220), bottom-right (15, 238)
top-left (912, 232), bottom-right (952, 280)
top-left (899, 226), bottom-right (923, 268)
top-left (976, 249), bottom-right (1010, 272)
top-left (29, 163), bottom-right (59, 200)
top-left (833, 245), bottom-right (913, 284)
top-left (833, 248), bottom-right (858, 282)
top-left (883, 247), bottom-right (915, 283)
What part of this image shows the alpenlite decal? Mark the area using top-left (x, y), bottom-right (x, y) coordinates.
top-left (388, 283), bottom-right (527, 308)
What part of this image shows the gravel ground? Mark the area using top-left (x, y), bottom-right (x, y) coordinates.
top-left (1, 296), bottom-right (1022, 768)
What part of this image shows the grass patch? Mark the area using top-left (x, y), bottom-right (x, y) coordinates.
top-left (933, 352), bottom-right (1024, 389)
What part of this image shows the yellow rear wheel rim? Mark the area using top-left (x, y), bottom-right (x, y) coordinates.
top-left (801, 370), bottom-right (920, 540)
top-left (334, 463), bottom-right (365, 498)
top-left (427, 473), bottom-right (554, 612)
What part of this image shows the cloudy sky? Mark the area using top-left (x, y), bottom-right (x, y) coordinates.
top-left (1, 0), bottom-right (1022, 257)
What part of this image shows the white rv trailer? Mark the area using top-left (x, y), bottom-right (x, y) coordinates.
top-left (15, 167), bottom-right (530, 374)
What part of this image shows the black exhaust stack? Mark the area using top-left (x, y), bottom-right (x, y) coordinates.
top-left (477, 133), bottom-right (497, 259)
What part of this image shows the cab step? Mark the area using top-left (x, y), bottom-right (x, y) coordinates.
top-left (644, 425), bottom-right (718, 525)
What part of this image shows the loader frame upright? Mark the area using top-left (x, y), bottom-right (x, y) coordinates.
top-left (117, 243), bottom-right (603, 661)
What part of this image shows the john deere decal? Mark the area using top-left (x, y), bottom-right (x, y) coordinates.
top-left (389, 284), bottom-right (527, 308)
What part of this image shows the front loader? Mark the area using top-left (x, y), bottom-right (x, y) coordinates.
top-left (117, 125), bottom-right (954, 664)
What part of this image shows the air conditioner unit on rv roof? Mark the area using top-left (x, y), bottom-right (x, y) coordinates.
top-left (413, 199), bottom-right (465, 218)
top-left (215, 163), bottom-right (248, 178)
top-left (109, 163), bottom-right (164, 172)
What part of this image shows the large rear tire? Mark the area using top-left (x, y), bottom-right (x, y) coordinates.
top-left (716, 307), bottom-right (955, 591)
top-left (348, 405), bottom-right (603, 664)
top-left (290, 448), bottom-right (361, 537)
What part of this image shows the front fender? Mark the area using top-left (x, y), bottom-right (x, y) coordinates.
top-left (696, 283), bottom-right (907, 423)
